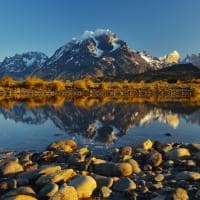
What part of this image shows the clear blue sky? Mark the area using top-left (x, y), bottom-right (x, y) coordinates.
top-left (0, 0), bottom-right (199, 60)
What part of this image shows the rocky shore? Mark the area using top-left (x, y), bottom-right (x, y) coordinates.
top-left (0, 139), bottom-right (200, 200)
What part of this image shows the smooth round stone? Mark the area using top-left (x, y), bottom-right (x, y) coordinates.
top-left (166, 148), bottom-right (190, 160)
top-left (4, 195), bottom-right (38, 200)
top-left (50, 186), bottom-right (78, 200)
top-left (38, 165), bottom-right (61, 175)
top-left (164, 160), bottom-right (174, 167)
top-left (117, 162), bottom-right (133, 177)
top-left (2, 160), bottom-right (24, 175)
top-left (153, 182), bottom-right (163, 189)
top-left (191, 143), bottom-right (200, 151)
top-left (2, 186), bottom-right (36, 199)
top-left (93, 162), bottom-right (119, 177)
top-left (151, 194), bottom-right (166, 200)
top-left (154, 174), bottom-right (164, 182)
top-left (119, 146), bottom-right (132, 157)
top-left (144, 164), bottom-right (153, 171)
top-left (39, 183), bottom-right (59, 198)
top-left (185, 160), bottom-right (196, 167)
top-left (36, 169), bottom-right (76, 185)
top-left (147, 151), bottom-right (162, 167)
top-left (194, 152), bottom-right (200, 161)
top-left (51, 169), bottom-right (76, 183)
top-left (17, 170), bottom-right (39, 186)
top-left (128, 159), bottom-right (141, 174)
top-left (48, 139), bottom-right (77, 153)
top-left (69, 175), bottom-right (97, 198)
top-left (113, 177), bottom-right (136, 192)
top-left (143, 139), bottom-right (153, 151)
top-left (195, 190), bottom-right (200, 198)
top-left (92, 174), bottom-right (113, 188)
top-left (176, 171), bottom-right (200, 181)
top-left (173, 187), bottom-right (189, 200)
top-left (0, 179), bottom-right (17, 191)
top-left (101, 186), bottom-right (112, 198)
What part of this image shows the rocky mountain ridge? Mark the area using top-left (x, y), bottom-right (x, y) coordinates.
top-left (0, 29), bottom-right (199, 80)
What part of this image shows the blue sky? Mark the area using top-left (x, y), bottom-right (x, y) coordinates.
top-left (0, 0), bottom-right (199, 60)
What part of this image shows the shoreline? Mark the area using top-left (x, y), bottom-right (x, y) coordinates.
top-left (0, 139), bottom-right (200, 199)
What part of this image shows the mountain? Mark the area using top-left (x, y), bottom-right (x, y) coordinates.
top-left (0, 52), bottom-right (48, 79)
top-left (182, 53), bottom-right (200, 67)
top-left (34, 29), bottom-right (178, 80)
top-left (160, 50), bottom-right (180, 64)
top-left (127, 63), bottom-right (200, 82)
top-left (1, 29), bottom-right (198, 81)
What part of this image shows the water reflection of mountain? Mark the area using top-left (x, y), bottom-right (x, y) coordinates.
top-left (0, 102), bottom-right (199, 142)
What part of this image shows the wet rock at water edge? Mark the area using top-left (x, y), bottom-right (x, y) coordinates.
top-left (96, 126), bottom-right (116, 143)
top-left (1, 159), bottom-right (24, 176)
top-left (147, 151), bottom-right (162, 167)
top-left (116, 162), bottom-right (133, 176)
top-left (142, 139), bottom-right (153, 151)
top-left (166, 148), bottom-right (190, 161)
top-left (165, 132), bottom-right (172, 136)
top-left (118, 146), bottom-right (133, 160)
top-left (47, 139), bottom-right (77, 154)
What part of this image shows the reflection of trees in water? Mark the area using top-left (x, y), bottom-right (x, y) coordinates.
top-left (0, 99), bottom-right (199, 143)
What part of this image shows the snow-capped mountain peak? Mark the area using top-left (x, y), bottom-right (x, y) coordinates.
top-left (159, 50), bottom-right (181, 64)
top-left (1, 29), bottom-right (199, 81)
top-left (0, 52), bottom-right (48, 79)
top-left (82, 29), bottom-right (121, 56)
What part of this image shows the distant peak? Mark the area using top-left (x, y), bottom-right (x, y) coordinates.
top-left (165, 50), bottom-right (180, 64)
top-left (82, 29), bottom-right (116, 39)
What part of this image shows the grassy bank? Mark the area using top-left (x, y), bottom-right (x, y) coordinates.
top-left (0, 76), bottom-right (199, 94)
top-left (0, 76), bottom-right (199, 108)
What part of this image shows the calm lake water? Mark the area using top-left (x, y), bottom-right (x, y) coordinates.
top-left (0, 101), bottom-right (199, 152)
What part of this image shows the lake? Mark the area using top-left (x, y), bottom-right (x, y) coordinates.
top-left (0, 100), bottom-right (199, 152)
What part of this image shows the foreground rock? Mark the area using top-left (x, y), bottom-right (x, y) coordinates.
top-left (173, 188), bottom-right (189, 200)
top-left (0, 139), bottom-right (200, 199)
top-left (69, 176), bottom-right (97, 198)
top-left (50, 186), bottom-right (78, 200)
top-left (1, 159), bottom-right (24, 175)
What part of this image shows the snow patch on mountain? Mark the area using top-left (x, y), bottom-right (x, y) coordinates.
top-left (0, 52), bottom-right (48, 79)
top-left (164, 50), bottom-right (180, 64)
top-left (83, 29), bottom-right (121, 54)
top-left (140, 52), bottom-right (154, 63)
top-left (82, 29), bottom-right (113, 39)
